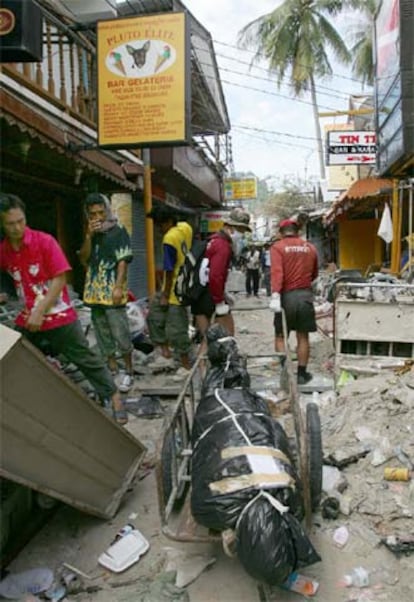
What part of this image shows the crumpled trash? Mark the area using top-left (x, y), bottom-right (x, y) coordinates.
top-left (163, 547), bottom-right (216, 588)
top-left (321, 496), bottom-right (340, 519)
top-left (322, 465), bottom-right (348, 494)
top-left (0, 568), bottom-right (54, 599)
top-left (125, 395), bottom-right (164, 419)
top-left (137, 571), bottom-right (189, 602)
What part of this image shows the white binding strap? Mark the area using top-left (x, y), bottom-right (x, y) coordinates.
top-left (235, 490), bottom-right (289, 532)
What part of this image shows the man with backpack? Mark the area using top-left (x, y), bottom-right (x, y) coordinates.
top-left (191, 209), bottom-right (252, 340)
top-left (146, 204), bottom-right (193, 372)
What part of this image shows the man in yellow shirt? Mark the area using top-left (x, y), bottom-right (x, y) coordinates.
top-left (146, 204), bottom-right (192, 370)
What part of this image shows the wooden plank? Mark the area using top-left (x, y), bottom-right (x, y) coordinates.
top-left (0, 325), bottom-right (146, 519)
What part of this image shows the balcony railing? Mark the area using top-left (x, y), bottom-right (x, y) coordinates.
top-left (2, 17), bottom-right (97, 126)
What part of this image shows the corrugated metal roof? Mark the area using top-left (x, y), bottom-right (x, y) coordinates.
top-left (324, 178), bottom-right (393, 225)
top-left (338, 177), bottom-right (393, 200)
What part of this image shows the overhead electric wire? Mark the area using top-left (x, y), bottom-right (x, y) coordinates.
top-left (233, 124), bottom-right (318, 142)
top-left (219, 77), bottom-right (339, 113)
top-left (231, 126), bottom-right (315, 151)
top-left (214, 63), bottom-right (351, 104)
top-left (213, 38), bottom-right (371, 86)
top-left (212, 50), bottom-right (354, 102)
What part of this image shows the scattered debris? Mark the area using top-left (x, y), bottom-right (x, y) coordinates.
top-left (98, 527), bottom-right (149, 573)
top-left (381, 534), bottom-right (414, 556)
top-left (125, 395), bottom-right (165, 419)
top-left (0, 568), bottom-right (54, 599)
top-left (281, 572), bottom-right (319, 596)
top-left (321, 496), bottom-right (340, 520)
top-left (163, 547), bottom-right (216, 588)
top-left (333, 526), bottom-right (350, 548)
top-left (322, 371), bottom-right (414, 542)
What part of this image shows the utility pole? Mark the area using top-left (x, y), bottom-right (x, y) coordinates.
top-left (143, 148), bottom-right (156, 296)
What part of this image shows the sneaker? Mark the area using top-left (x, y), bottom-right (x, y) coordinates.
top-left (119, 372), bottom-right (133, 393)
top-left (297, 371), bottom-right (313, 385)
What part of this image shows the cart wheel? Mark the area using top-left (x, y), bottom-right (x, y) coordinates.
top-left (306, 402), bottom-right (323, 510)
top-left (161, 411), bottom-right (190, 509)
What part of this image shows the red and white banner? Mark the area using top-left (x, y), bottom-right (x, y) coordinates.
top-left (327, 131), bottom-right (377, 166)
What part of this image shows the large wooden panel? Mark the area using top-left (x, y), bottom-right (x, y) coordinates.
top-left (0, 325), bottom-right (146, 519)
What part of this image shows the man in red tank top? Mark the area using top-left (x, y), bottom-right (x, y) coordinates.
top-left (269, 219), bottom-right (319, 385)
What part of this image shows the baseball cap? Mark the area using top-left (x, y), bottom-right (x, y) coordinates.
top-left (279, 218), bottom-right (298, 229)
top-left (224, 209), bottom-right (252, 232)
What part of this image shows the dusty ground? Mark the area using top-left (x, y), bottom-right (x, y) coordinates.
top-left (4, 289), bottom-right (414, 602)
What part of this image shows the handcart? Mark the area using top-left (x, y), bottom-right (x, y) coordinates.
top-left (155, 306), bottom-right (323, 543)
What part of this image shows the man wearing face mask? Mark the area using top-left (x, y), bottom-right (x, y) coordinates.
top-left (192, 209), bottom-right (251, 337)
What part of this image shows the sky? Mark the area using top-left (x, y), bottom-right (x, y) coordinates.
top-left (183, 0), bottom-right (370, 187)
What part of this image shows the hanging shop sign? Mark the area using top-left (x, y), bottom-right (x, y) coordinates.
top-left (200, 211), bottom-right (230, 234)
top-left (223, 178), bottom-right (257, 201)
top-left (97, 12), bottom-right (190, 148)
top-left (327, 131), bottom-right (377, 165)
top-left (0, 0), bottom-right (43, 62)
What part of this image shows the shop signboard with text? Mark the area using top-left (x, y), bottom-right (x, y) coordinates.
top-left (97, 12), bottom-right (190, 148)
top-left (223, 178), bottom-right (257, 201)
top-left (327, 131), bottom-right (377, 165)
top-left (200, 211), bottom-right (230, 234)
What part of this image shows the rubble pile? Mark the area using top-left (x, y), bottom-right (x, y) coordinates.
top-left (321, 371), bottom-right (414, 540)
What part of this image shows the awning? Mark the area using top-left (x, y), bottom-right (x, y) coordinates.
top-left (324, 178), bottom-right (393, 225)
top-left (151, 146), bottom-right (223, 208)
top-left (0, 88), bottom-right (142, 192)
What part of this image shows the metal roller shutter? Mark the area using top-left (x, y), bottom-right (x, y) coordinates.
top-left (128, 193), bottom-right (148, 299)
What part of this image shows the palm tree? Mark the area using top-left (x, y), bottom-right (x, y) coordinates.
top-left (238, 0), bottom-right (360, 180)
top-left (349, 0), bottom-right (378, 86)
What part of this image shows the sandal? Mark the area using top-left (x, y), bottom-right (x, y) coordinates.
top-left (113, 407), bottom-right (128, 426)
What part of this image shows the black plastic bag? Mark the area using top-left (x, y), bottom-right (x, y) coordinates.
top-left (201, 361), bottom-right (250, 397)
top-left (236, 495), bottom-right (321, 584)
top-left (205, 323), bottom-right (238, 365)
top-left (191, 389), bottom-right (301, 530)
top-left (190, 388), bottom-right (319, 584)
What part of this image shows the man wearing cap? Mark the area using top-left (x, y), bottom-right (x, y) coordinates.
top-left (269, 219), bottom-right (318, 385)
top-left (192, 209), bottom-right (252, 339)
top-left (146, 204), bottom-right (193, 371)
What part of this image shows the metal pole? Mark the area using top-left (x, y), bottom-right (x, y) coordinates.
top-left (143, 148), bottom-right (156, 295)
top-left (390, 179), bottom-right (400, 274)
top-left (409, 181), bottom-right (413, 280)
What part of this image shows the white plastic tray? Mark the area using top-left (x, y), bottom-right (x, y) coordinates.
top-left (98, 529), bottom-right (150, 573)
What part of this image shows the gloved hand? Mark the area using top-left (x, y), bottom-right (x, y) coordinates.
top-left (269, 292), bottom-right (281, 313)
top-left (215, 301), bottom-right (230, 316)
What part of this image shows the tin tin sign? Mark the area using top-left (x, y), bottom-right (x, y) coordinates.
top-left (327, 131), bottom-right (377, 165)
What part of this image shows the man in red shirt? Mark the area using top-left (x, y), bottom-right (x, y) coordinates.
top-left (192, 209), bottom-right (252, 339)
top-left (269, 219), bottom-right (318, 385)
top-left (0, 193), bottom-right (127, 424)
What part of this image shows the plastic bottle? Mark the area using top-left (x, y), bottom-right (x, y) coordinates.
top-left (282, 572), bottom-right (319, 596)
top-left (343, 566), bottom-right (370, 588)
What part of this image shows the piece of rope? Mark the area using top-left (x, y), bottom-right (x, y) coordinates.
top-left (235, 490), bottom-right (289, 532)
top-left (214, 388), bottom-right (252, 446)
